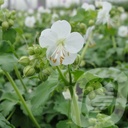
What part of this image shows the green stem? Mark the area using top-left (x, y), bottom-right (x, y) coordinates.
top-left (14, 66), bottom-right (28, 92)
top-left (68, 65), bottom-right (72, 85)
top-left (3, 70), bottom-right (40, 128)
top-left (80, 40), bottom-right (90, 63)
top-left (76, 40), bottom-right (90, 69)
top-left (7, 108), bottom-right (16, 121)
top-left (56, 66), bottom-right (81, 127)
top-left (112, 36), bottom-right (117, 48)
top-left (69, 87), bottom-right (81, 128)
top-left (56, 66), bottom-right (69, 85)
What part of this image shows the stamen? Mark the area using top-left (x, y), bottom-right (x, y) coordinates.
top-left (49, 44), bottom-right (68, 64)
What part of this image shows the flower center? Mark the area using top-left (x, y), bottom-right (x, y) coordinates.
top-left (50, 40), bottom-right (69, 64)
top-left (57, 39), bottom-right (65, 45)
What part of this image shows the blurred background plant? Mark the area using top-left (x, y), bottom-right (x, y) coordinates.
top-left (0, 0), bottom-right (128, 128)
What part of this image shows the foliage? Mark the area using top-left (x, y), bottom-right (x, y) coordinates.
top-left (0, 1), bottom-right (128, 128)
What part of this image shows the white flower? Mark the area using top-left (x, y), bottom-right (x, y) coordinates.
top-left (51, 13), bottom-right (59, 23)
top-left (39, 20), bottom-right (84, 66)
top-left (36, 13), bottom-right (42, 23)
top-left (84, 26), bottom-right (95, 42)
top-left (96, 1), bottom-right (112, 25)
top-left (118, 26), bottom-right (128, 37)
top-left (43, 9), bottom-right (51, 14)
top-left (62, 89), bottom-right (71, 100)
top-left (38, 6), bottom-right (44, 13)
top-left (52, 13), bottom-right (59, 20)
top-left (25, 16), bottom-right (36, 28)
top-left (120, 13), bottom-right (128, 21)
top-left (71, 9), bottom-right (77, 16)
top-left (84, 26), bottom-right (95, 45)
top-left (96, 9), bottom-right (110, 25)
top-left (28, 9), bottom-right (34, 15)
top-left (81, 3), bottom-right (95, 11)
top-left (95, 0), bottom-right (102, 8)
top-left (101, 1), bottom-right (112, 11)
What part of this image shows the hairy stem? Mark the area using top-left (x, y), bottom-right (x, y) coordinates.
top-left (56, 66), bottom-right (69, 85)
top-left (3, 70), bottom-right (40, 128)
top-left (14, 66), bottom-right (28, 92)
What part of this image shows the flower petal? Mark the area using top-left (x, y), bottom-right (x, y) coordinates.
top-left (84, 26), bottom-right (95, 42)
top-left (62, 53), bottom-right (77, 65)
top-left (39, 29), bottom-right (57, 48)
top-left (46, 45), bottom-right (61, 66)
top-left (65, 32), bottom-right (84, 53)
top-left (51, 20), bottom-right (71, 38)
top-left (102, 2), bottom-right (112, 12)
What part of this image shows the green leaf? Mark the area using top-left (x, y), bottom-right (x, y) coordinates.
top-left (0, 54), bottom-right (17, 72)
top-left (0, 40), bottom-right (12, 53)
top-left (24, 74), bottom-right (59, 116)
top-left (72, 70), bottom-right (84, 81)
top-left (0, 100), bottom-right (17, 117)
top-left (56, 120), bottom-right (77, 128)
top-left (14, 28), bottom-right (23, 35)
top-left (54, 95), bottom-right (70, 116)
top-left (2, 28), bottom-right (16, 43)
top-left (0, 113), bottom-right (15, 128)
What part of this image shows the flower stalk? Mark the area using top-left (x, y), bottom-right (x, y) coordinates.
top-left (78, 40), bottom-right (90, 68)
top-left (71, 88), bottom-right (81, 128)
top-left (57, 66), bottom-right (81, 128)
top-left (14, 66), bottom-right (28, 92)
top-left (56, 66), bottom-right (69, 85)
top-left (112, 36), bottom-right (117, 48)
top-left (3, 70), bottom-right (40, 128)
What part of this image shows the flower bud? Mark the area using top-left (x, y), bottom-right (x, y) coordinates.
top-left (95, 88), bottom-right (104, 95)
top-left (94, 82), bottom-right (102, 89)
top-left (10, 15), bottom-right (16, 20)
top-left (89, 20), bottom-right (94, 26)
top-left (74, 54), bottom-right (80, 65)
top-left (117, 7), bottom-right (124, 13)
top-left (23, 66), bottom-right (35, 77)
top-left (0, 0), bottom-right (4, 5)
top-left (34, 46), bottom-right (42, 54)
top-left (2, 21), bottom-right (9, 30)
top-left (11, 10), bottom-right (16, 15)
top-left (80, 23), bottom-right (86, 29)
top-left (80, 60), bottom-right (86, 67)
top-left (38, 72), bottom-right (48, 81)
top-left (84, 89), bottom-right (89, 95)
top-left (28, 47), bottom-right (35, 55)
top-left (8, 19), bottom-right (14, 27)
top-left (43, 68), bottom-right (52, 76)
top-left (96, 113), bottom-right (106, 120)
top-left (18, 56), bottom-right (30, 65)
top-left (87, 86), bottom-right (93, 92)
top-left (88, 91), bottom-right (96, 100)
top-left (88, 118), bottom-right (97, 125)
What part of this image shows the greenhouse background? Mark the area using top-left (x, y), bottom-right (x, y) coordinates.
top-left (0, 0), bottom-right (128, 128)
top-left (2, 0), bottom-right (128, 9)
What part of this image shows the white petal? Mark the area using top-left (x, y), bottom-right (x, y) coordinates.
top-left (39, 29), bottom-right (57, 48)
top-left (96, 9), bottom-right (110, 24)
top-left (62, 53), bottom-right (77, 65)
top-left (51, 20), bottom-right (71, 38)
top-left (46, 45), bottom-right (61, 66)
top-left (84, 26), bottom-right (95, 42)
top-left (62, 89), bottom-right (71, 100)
top-left (89, 5), bottom-right (95, 10)
top-left (102, 2), bottom-right (112, 12)
top-left (65, 32), bottom-right (84, 53)
top-left (81, 3), bottom-right (88, 10)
